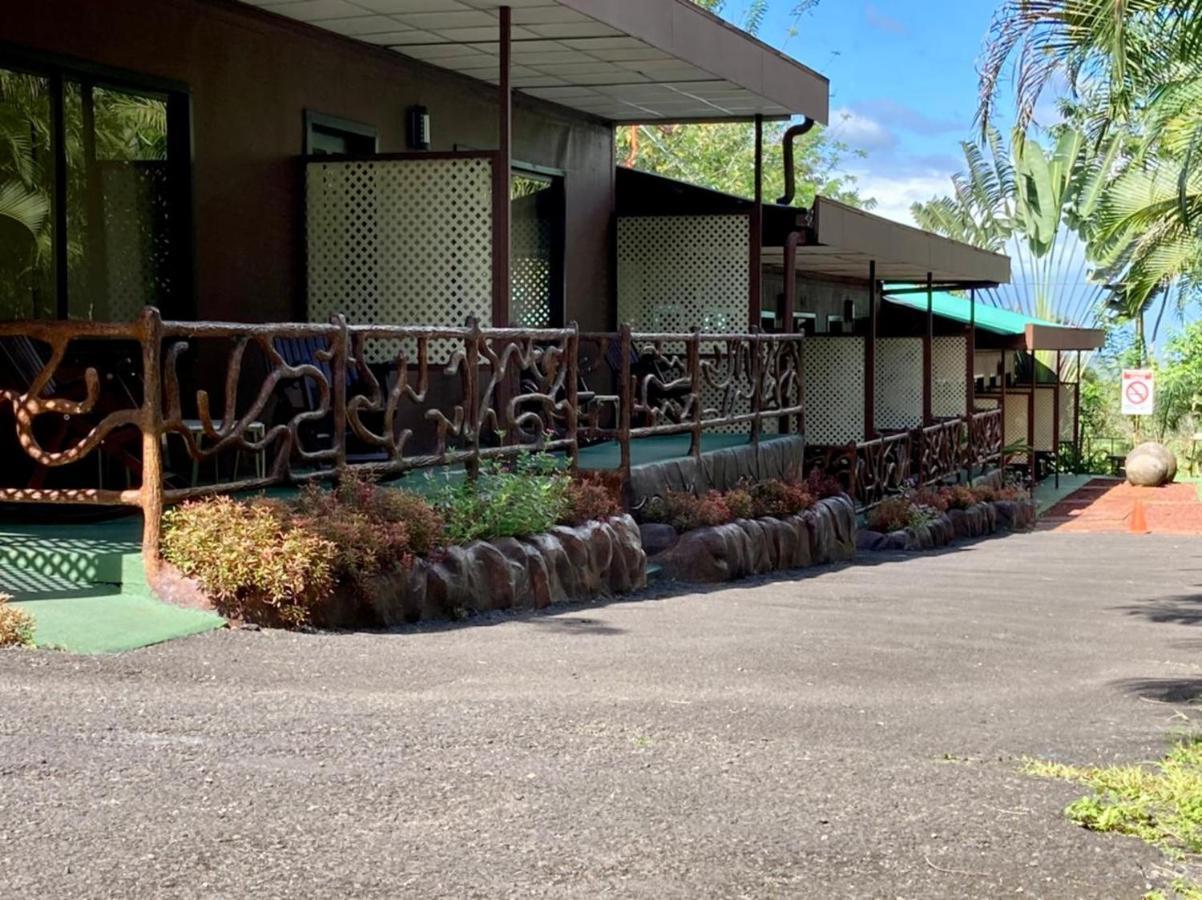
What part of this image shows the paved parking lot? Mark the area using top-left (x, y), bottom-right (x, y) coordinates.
top-left (2, 531), bottom-right (1200, 898)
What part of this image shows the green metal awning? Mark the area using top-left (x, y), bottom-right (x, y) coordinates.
top-left (882, 289), bottom-right (1105, 350)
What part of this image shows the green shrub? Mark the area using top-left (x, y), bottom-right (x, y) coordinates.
top-left (433, 454), bottom-right (573, 543)
top-left (161, 496), bottom-right (335, 627)
top-left (0, 593), bottom-right (34, 648)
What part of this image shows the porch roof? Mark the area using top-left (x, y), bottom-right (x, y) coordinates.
top-left (240, 0), bottom-right (829, 123)
top-left (883, 290), bottom-right (1106, 351)
top-left (763, 198), bottom-right (1012, 285)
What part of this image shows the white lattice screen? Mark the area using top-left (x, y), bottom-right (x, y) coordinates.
top-left (1061, 384), bottom-right (1076, 441)
top-left (932, 336), bottom-right (967, 418)
top-left (805, 337), bottom-right (865, 445)
top-left (306, 157), bottom-right (493, 357)
top-left (616, 215), bottom-right (749, 332)
top-left (1034, 387), bottom-right (1057, 452)
top-left (875, 337), bottom-right (922, 430)
top-left (1004, 394), bottom-right (1029, 461)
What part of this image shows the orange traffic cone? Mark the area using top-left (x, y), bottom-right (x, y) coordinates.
top-left (1129, 497), bottom-right (1149, 534)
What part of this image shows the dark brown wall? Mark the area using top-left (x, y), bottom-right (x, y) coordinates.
top-left (0, 0), bottom-right (616, 329)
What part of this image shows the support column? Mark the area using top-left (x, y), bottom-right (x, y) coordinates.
top-left (749, 114), bottom-right (763, 330)
top-left (1053, 350), bottom-right (1061, 489)
top-left (491, 6), bottom-right (512, 327)
top-left (865, 260), bottom-right (876, 439)
top-left (966, 288), bottom-right (976, 415)
top-left (1073, 349), bottom-right (1082, 469)
top-left (1028, 353), bottom-right (1037, 484)
top-left (922, 271), bottom-right (933, 425)
top-left (999, 354), bottom-right (1008, 471)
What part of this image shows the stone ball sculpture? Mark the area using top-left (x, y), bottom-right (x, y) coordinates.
top-left (1126, 441), bottom-right (1177, 487)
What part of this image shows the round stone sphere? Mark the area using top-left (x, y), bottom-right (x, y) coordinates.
top-left (1126, 441), bottom-right (1177, 487)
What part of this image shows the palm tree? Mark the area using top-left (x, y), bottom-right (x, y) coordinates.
top-left (912, 126), bottom-right (1114, 329)
top-left (976, 0), bottom-right (1202, 349)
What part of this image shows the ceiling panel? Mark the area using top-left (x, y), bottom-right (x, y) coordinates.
top-left (246, 0), bottom-right (829, 122)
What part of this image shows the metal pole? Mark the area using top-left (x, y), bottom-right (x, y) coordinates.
top-left (749, 114), bottom-right (763, 330)
top-left (1074, 349), bottom-right (1082, 471)
top-left (865, 260), bottom-right (876, 439)
top-left (1054, 350), bottom-right (1061, 489)
top-left (999, 354), bottom-right (1007, 472)
top-left (923, 271), bottom-right (933, 425)
top-left (491, 6), bottom-right (512, 327)
top-left (966, 287), bottom-right (976, 478)
top-left (1028, 353), bottom-right (1037, 485)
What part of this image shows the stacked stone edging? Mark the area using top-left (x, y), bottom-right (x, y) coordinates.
top-left (322, 514), bottom-right (647, 627)
top-left (855, 499), bottom-right (1036, 552)
top-left (643, 495), bottom-right (857, 584)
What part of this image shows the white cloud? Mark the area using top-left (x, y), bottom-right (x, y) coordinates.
top-left (828, 106), bottom-right (896, 152)
top-left (847, 169), bottom-right (955, 226)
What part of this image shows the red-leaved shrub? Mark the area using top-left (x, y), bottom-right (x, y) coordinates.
top-left (749, 479), bottom-right (814, 517)
top-left (806, 468), bottom-right (845, 500)
top-left (560, 472), bottom-right (623, 525)
top-left (866, 497), bottom-right (914, 533)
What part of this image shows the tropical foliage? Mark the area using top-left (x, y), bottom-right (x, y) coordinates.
top-left (911, 124), bottom-right (1117, 336)
top-left (974, 0), bottom-right (1202, 341)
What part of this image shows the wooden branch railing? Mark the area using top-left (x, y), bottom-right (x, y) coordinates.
top-left (807, 408), bottom-right (1004, 511)
top-left (0, 310), bottom-right (805, 571)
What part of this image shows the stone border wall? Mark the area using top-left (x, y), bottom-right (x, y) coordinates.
top-left (643, 495), bottom-right (857, 584)
top-left (322, 515), bottom-right (647, 627)
top-left (856, 499), bottom-right (1035, 552)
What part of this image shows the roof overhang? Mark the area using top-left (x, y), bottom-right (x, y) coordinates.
top-left (763, 197), bottom-right (1012, 284)
top-left (241, 0), bottom-right (829, 123)
top-left (882, 291), bottom-right (1105, 351)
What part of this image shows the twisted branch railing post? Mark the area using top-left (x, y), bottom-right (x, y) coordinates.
top-left (331, 314), bottom-right (349, 480)
top-left (138, 306), bottom-right (165, 576)
top-left (565, 323), bottom-right (580, 473)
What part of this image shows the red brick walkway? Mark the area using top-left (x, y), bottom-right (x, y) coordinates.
top-left (1039, 478), bottom-right (1202, 534)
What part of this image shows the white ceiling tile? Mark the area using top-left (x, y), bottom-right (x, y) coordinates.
top-left (317, 15), bottom-right (407, 35)
top-left (352, 0), bottom-right (471, 11)
top-left (259, 0), bottom-right (364, 21)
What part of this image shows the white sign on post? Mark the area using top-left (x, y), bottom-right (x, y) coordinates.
top-left (1121, 369), bottom-right (1155, 416)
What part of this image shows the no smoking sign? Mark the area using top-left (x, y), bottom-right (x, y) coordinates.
top-left (1122, 369), bottom-right (1155, 416)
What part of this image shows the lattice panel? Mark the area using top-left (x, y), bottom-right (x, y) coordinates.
top-left (1060, 384), bottom-right (1076, 442)
top-left (513, 214), bottom-right (551, 328)
top-left (617, 215), bottom-right (749, 332)
top-left (804, 337), bottom-right (864, 445)
top-left (875, 338), bottom-right (922, 430)
top-left (932, 336), bottom-right (967, 418)
top-left (306, 157), bottom-right (492, 360)
top-left (1004, 394), bottom-right (1029, 462)
top-left (1034, 386), bottom-right (1056, 452)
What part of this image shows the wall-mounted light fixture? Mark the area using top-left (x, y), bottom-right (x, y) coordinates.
top-left (407, 105), bottom-right (431, 151)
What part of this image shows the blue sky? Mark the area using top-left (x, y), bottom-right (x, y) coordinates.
top-left (724, 0), bottom-right (1005, 223)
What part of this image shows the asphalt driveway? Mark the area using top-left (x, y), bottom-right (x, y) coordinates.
top-left (2, 531), bottom-right (1201, 898)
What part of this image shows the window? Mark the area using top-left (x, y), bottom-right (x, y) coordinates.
top-left (304, 111), bottom-right (377, 156)
top-left (826, 314), bottom-right (844, 334)
top-left (511, 167), bottom-right (564, 328)
top-left (0, 55), bottom-right (191, 321)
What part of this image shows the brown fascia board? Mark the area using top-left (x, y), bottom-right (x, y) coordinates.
top-left (1025, 324), bottom-right (1106, 351)
top-left (812, 198), bottom-right (1011, 285)
top-left (559, 0), bottom-right (830, 123)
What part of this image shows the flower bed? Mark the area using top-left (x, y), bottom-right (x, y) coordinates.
top-left (856, 482), bottom-right (1035, 552)
top-left (160, 462), bottom-right (645, 628)
top-left (638, 472), bottom-right (857, 583)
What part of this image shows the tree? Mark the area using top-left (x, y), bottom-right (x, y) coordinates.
top-left (975, 0), bottom-right (1202, 335)
top-left (911, 124), bottom-right (1117, 375)
top-left (616, 0), bottom-right (873, 209)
